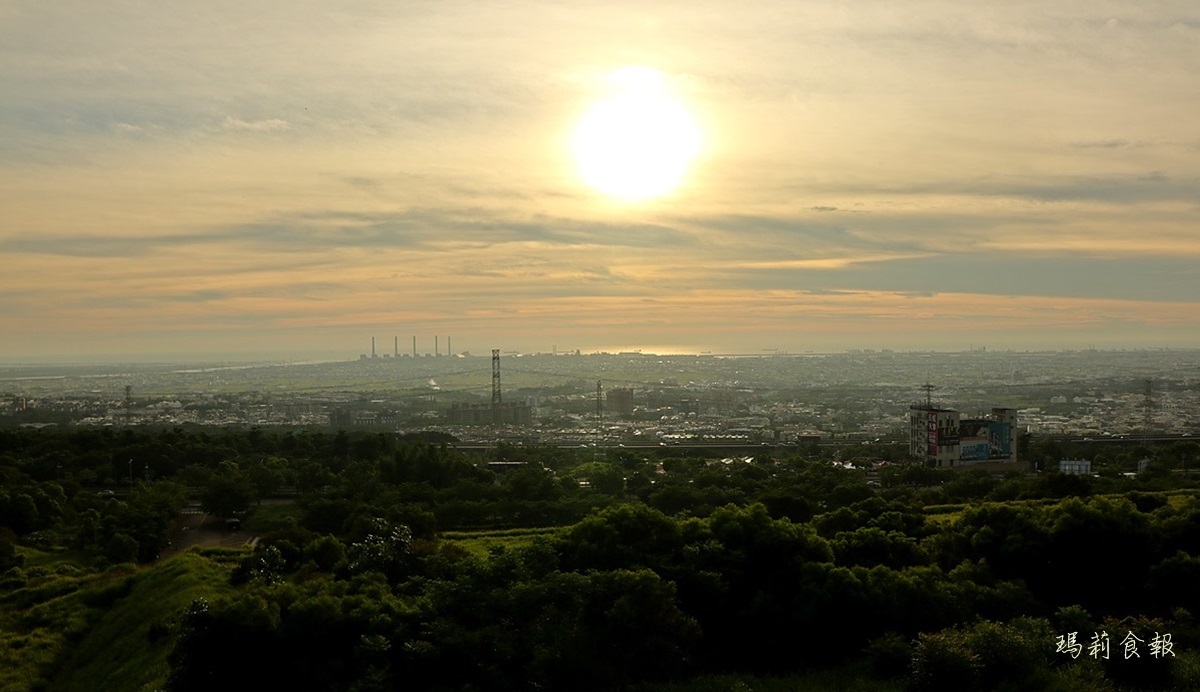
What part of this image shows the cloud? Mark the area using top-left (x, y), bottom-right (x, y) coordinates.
top-left (159, 290), bottom-right (229, 303)
top-left (801, 171), bottom-right (1196, 206)
top-left (737, 254), bottom-right (933, 270)
top-left (1072, 139), bottom-right (1135, 149)
top-left (221, 116), bottom-right (291, 132)
top-left (981, 173), bottom-right (1191, 204)
top-left (722, 254), bottom-right (1200, 304)
top-left (342, 176), bottom-right (382, 195)
top-left (1, 236), bottom-right (155, 258)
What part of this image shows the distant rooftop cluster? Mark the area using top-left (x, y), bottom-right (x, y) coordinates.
top-left (1, 350), bottom-right (1197, 443)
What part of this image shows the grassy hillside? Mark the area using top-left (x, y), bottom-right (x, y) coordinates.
top-left (0, 549), bottom-right (240, 692)
top-left (0, 552), bottom-right (126, 692)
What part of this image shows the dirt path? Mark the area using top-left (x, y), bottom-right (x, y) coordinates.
top-left (159, 507), bottom-right (260, 559)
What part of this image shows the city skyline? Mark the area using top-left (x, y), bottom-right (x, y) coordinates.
top-left (4, 1), bottom-right (1200, 361)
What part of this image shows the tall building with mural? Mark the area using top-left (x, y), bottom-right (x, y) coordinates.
top-left (909, 404), bottom-right (1020, 469)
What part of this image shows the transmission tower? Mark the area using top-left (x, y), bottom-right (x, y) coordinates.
top-left (595, 380), bottom-right (604, 460)
top-left (491, 349), bottom-right (501, 424)
top-left (1143, 379), bottom-right (1156, 431)
top-left (918, 382), bottom-right (938, 409)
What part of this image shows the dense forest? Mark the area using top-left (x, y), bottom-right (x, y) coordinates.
top-left (3, 426), bottom-right (1200, 690)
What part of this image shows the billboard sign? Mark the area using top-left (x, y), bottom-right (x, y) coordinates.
top-left (988, 421), bottom-right (1013, 459)
top-left (960, 439), bottom-right (989, 461)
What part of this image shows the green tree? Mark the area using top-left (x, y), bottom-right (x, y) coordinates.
top-left (501, 465), bottom-right (563, 502)
top-left (912, 628), bottom-right (981, 691)
top-left (303, 535), bottom-right (347, 571)
top-left (833, 526), bottom-right (927, 568)
top-left (0, 527), bottom-right (25, 570)
top-left (581, 569), bottom-right (700, 689)
top-left (347, 518), bottom-right (413, 582)
top-left (0, 490), bottom-right (41, 534)
top-left (105, 532), bottom-right (139, 563)
top-left (557, 504), bottom-right (684, 571)
top-left (246, 456), bottom-right (288, 501)
top-left (100, 480), bottom-right (186, 561)
top-left (570, 462), bottom-right (626, 496)
top-left (200, 462), bottom-right (255, 517)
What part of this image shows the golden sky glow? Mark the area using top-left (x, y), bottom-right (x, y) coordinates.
top-left (2, 1), bottom-right (1199, 359)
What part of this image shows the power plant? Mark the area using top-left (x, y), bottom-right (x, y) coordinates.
top-left (361, 336), bottom-right (456, 359)
top-left (353, 339), bottom-right (532, 425)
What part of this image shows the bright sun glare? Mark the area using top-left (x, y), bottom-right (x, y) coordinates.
top-left (572, 66), bottom-right (702, 201)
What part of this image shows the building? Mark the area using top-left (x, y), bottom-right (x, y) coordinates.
top-left (909, 404), bottom-right (1019, 469)
top-left (447, 402), bottom-right (532, 426)
top-left (1058, 459), bottom-right (1092, 475)
top-left (327, 408), bottom-right (401, 428)
top-left (606, 388), bottom-right (635, 416)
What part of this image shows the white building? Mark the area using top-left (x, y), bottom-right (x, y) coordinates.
top-left (1059, 459), bottom-right (1092, 475)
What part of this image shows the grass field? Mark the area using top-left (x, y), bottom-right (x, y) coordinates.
top-left (439, 526), bottom-right (564, 558)
top-left (240, 501), bottom-right (302, 533)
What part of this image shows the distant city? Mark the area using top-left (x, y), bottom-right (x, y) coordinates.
top-left (3, 348), bottom-right (1198, 452)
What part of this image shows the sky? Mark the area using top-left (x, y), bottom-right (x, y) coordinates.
top-left (3, 1), bottom-right (1200, 361)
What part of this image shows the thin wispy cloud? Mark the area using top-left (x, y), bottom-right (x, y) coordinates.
top-left (737, 254), bottom-right (935, 270)
top-left (221, 117), bottom-right (291, 133)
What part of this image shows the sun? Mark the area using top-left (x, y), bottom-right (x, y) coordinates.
top-left (572, 66), bottom-right (702, 201)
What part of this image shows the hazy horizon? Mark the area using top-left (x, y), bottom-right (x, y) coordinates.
top-left (3, 342), bottom-right (1198, 368)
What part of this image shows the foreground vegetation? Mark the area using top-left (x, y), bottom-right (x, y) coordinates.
top-left (3, 426), bottom-right (1200, 690)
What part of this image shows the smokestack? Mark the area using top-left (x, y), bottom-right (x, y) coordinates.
top-left (412, 335), bottom-right (416, 358)
top-left (371, 336), bottom-right (376, 358)
top-left (447, 336), bottom-right (451, 356)
top-left (394, 336), bottom-right (398, 357)
top-left (435, 336), bottom-right (439, 357)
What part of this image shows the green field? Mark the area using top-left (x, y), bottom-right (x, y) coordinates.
top-left (440, 526), bottom-right (564, 558)
top-left (240, 501), bottom-right (302, 533)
